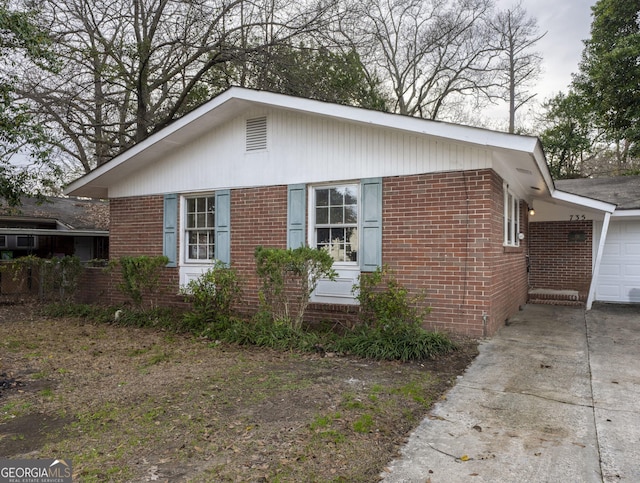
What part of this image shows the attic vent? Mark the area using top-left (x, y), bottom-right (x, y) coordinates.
top-left (246, 117), bottom-right (267, 151)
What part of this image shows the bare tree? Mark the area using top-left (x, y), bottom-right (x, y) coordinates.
top-left (342, 0), bottom-right (500, 120)
top-left (489, 2), bottom-right (545, 133)
top-left (17, 0), bottom-right (336, 174)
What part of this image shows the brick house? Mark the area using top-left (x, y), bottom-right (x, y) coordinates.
top-left (64, 88), bottom-right (637, 336)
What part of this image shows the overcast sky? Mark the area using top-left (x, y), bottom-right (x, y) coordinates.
top-left (496, 0), bottom-right (594, 100)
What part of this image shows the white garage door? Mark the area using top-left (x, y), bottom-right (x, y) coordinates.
top-left (596, 220), bottom-right (640, 303)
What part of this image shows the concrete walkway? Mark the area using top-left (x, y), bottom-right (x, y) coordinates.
top-left (382, 303), bottom-right (640, 482)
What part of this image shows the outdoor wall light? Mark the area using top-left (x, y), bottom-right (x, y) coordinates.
top-left (528, 206), bottom-right (535, 216)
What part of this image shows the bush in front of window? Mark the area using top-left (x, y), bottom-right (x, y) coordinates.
top-left (254, 246), bottom-right (336, 330)
top-left (180, 261), bottom-right (242, 335)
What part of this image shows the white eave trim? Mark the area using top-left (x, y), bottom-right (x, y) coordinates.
top-left (611, 209), bottom-right (640, 218)
top-left (551, 189), bottom-right (616, 213)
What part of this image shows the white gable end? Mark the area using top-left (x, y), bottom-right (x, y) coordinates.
top-left (109, 106), bottom-right (492, 198)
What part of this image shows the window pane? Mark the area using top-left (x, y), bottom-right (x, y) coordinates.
top-left (196, 213), bottom-right (205, 227)
top-left (330, 188), bottom-right (343, 205)
top-left (331, 227), bottom-right (345, 242)
top-left (330, 206), bottom-right (343, 224)
top-left (187, 198), bottom-right (195, 213)
top-left (345, 205), bottom-right (357, 224)
top-left (344, 186), bottom-right (357, 205)
top-left (316, 207), bottom-right (328, 224)
top-left (196, 198), bottom-right (206, 212)
top-left (187, 214), bottom-right (195, 229)
top-left (317, 228), bottom-right (330, 244)
top-left (316, 189), bottom-right (328, 207)
top-left (346, 227), bottom-right (358, 262)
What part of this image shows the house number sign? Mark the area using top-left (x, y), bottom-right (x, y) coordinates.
top-left (569, 214), bottom-right (587, 221)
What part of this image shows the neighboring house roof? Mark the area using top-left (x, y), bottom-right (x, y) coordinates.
top-left (64, 87), bottom-right (553, 201)
top-left (556, 176), bottom-right (640, 210)
top-left (0, 197), bottom-right (109, 236)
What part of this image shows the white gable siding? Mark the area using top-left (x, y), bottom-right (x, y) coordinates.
top-left (109, 107), bottom-right (492, 198)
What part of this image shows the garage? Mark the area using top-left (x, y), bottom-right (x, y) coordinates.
top-left (538, 176), bottom-right (640, 308)
top-left (596, 219), bottom-right (640, 303)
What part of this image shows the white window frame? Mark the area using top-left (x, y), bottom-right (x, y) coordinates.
top-left (179, 193), bottom-right (217, 287)
top-left (503, 184), bottom-right (520, 247)
top-left (310, 183), bottom-right (360, 266)
top-left (183, 194), bottom-right (216, 263)
top-left (308, 182), bottom-right (361, 305)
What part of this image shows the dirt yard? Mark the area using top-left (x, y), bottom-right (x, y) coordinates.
top-left (0, 304), bottom-right (477, 482)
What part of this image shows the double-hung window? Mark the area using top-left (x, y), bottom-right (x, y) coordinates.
top-left (314, 185), bottom-right (359, 263)
top-left (503, 185), bottom-right (520, 247)
top-left (185, 195), bottom-right (215, 261)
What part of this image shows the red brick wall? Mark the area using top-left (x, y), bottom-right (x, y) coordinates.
top-left (488, 176), bottom-right (529, 335)
top-left (230, 186), bottom-right (288, 314)
top-left (102, 196), bottom-right (181, 307)
top-left (75, 267), bottom-right (112, 305)
top-left (78, 171), bottom-right (529, 336)
top-left (529, 221), bottom-right (592, 294)
top-left (382, 170), bottom-right (528, 337)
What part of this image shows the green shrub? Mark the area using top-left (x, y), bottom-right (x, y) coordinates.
top-left (353, 266), bottom-right (430, 328)
top-left (333, 324), bottom-right (456, 361)
top-left (7, 255), bottom-right (83, 302)
top-left (111, 306), bottom-right (178, 330)
top-left (222, 314), bottom-right (321, 352)
top-left (254, 246), bottom-right (336, 330)
top-left (180, 261), bottom-right (242, 333)
top-left (113, 255), bottom-right (169, 310)
top-left (41, 302), bottom-right (113, 323)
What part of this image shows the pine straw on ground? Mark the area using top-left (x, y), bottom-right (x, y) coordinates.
top-left (0, 304), bottom-right (478, 482)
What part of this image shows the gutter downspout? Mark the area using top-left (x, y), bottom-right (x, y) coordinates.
top-left (587, 211), bottom-right (612, 310)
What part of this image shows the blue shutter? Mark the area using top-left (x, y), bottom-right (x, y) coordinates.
top-left (163, 194), bottom-right (178, 267)
top-left (360, 178), bottom-right (382, 272)
top-left (287, 184), bottom-right (306, 249)
top-left (215, 189), bottom-right (231, 265)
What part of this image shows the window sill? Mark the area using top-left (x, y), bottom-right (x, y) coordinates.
top-left (503, 245), bottom-right (524, 254)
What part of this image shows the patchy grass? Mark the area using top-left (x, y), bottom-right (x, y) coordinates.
top-left (0, 304), bottom-right (478, 482)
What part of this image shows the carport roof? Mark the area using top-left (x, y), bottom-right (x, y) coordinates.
top-left (556, 176), bottom-right (640, 210)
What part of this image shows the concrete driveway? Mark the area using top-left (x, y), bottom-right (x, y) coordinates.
top-left (382, 303), bottom-right (640, 482)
